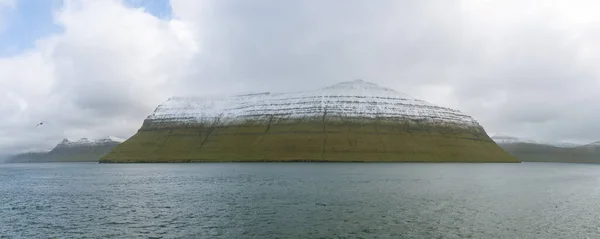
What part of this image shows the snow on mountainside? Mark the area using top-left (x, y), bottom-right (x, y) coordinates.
top-left (145, 80), bottom-right (482, 128)
top-left (587, 141), bottom-right (600, 146)
top-left (576, 141), bottom-right (600, 148)
top-left (549, 141), bottom-right (582, 148)
top-left (491, 134), bottom-right (581, 148)
top-left (491, 135), bottom-right (539, 144)
top-left (97, 136), bottom-right (126, 143)
top-left (7, 136), bottom-right (124, 163)
top-left (56, 136), bottom-right (125, 148)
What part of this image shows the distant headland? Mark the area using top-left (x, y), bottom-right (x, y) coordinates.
top-left (492, 135), bottom-right (600, 163)
top-left (7, 137), bottom-right (124, 163)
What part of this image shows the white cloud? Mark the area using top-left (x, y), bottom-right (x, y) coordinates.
top-left (0, 0), bottom-right (197, 153)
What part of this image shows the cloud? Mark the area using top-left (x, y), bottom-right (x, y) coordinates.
top-left (0, 0), bottom-right (196, 153)
top-left (4, 0), bottom-right (600, 153)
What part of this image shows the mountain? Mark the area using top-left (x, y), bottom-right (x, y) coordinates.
top-left (101, 80), bottom-right (517, 163)
top-left (490, 135), bottom-right (539, 144)
top-left (491, 135), bottom-right (600, 163)
top-left (491, 134), bottom-right (580, 148)
top-left (578, 141), bottom-right (600, 148)
top-left (7, 136), bottom-right (124, 163)
top-left (0, 153), bottom-right (10, 162)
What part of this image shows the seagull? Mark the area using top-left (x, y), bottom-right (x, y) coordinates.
top-left (35, 121), bottom-right (45, 128)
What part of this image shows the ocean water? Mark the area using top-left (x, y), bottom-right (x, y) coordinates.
top-left (1, 162), bottom-right (600, 238)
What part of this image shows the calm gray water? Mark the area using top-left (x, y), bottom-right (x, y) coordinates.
top-left (1, 162), bottom-right (600, 239)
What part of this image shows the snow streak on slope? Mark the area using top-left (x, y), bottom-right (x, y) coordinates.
top-left (56, 136), bottom-right (125, 148)
top-left (145, 80), bottom-right (482, 128)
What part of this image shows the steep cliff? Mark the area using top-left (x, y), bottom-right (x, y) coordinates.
top-left (101, 80), bottom-right (517, 163)
top-left (7, 136), bottom-right (124, 163)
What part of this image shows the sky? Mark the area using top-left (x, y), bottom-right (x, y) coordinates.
top-left (2, 0), bottom-right (600, 153)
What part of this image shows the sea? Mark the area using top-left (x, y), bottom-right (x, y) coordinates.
top-left (1, 162), bottom-right (599, 239)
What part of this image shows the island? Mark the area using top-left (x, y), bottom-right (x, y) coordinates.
top-left (7, 137), bottom-right (124, 163)
top-left (101, 80), bottom-right (517, 163)
top-left (492, 135), bottom-right (600, 163)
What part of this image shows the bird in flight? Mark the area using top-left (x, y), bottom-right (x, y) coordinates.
top-left (35, 121), bottom-right (45, 128)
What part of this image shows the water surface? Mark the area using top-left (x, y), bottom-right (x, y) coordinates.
top-left (1, 162), bottom-right (599, 238)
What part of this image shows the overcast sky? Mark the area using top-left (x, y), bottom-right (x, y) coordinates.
top-left (2, 0), bottom-right (600, 153)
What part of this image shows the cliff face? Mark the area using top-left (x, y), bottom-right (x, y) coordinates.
top-left (492, 135), bottom-right (600, 163)
top-left (7, 137), bottom-right (124, 163)
top-left (101, 80), bottom-right (517, 163)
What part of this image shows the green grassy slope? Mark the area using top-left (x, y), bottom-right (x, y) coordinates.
top-left (101, 120), bottom-right (518, 163)
top-left (498, 143), bottom-right (600, 163)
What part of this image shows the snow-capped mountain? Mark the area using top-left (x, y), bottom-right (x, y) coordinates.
top-left (55, 136), bottom-right (125, 148)
top-left (6, 136), bottom-right (125, 163)
top-left (576, 141), bottom-right (600, 148)
top-left (102, 80), bottom-right (517, 163)
top-left (491, 134), bottom-right (580, 148)
top-left (492, 134), bottom-right (600, 163)
top-left (490, 135), bottom-right (539, 144)
top-left (143, 80), bottom-right (482, 130)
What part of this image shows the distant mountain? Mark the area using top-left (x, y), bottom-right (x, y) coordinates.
top-left (0, 153), bottom-right (12, 162)
top-left (6, 136), bottom-right (124, 163)
top-left (491, 134), bottom-right (580, 148)
top-left (578, 141), bottom-right (600, 148)
top-left (491, 135), bottom-right (539, 144)
top-left (491, 135), bottom-right (600, 163)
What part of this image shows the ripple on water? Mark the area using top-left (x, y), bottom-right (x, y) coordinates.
top-left (1, 162), bottom-right (600, 238)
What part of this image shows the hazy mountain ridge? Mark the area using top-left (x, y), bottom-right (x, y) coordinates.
top-left (491, 134), bottom-right (580, 148)
top-left (54, 136), bottom-right (124, 149)
top-left (6, 137), bottom-right (124, 163)
top-left (491, 135), bottom-right (600, 163)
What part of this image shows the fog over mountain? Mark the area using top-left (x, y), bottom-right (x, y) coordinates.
top-left (6, 136), bottom-right (123, 163)
top-left (492, 135), bottom-right (600, 163)
top-left (3, 0), bottom-right (600, 153)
